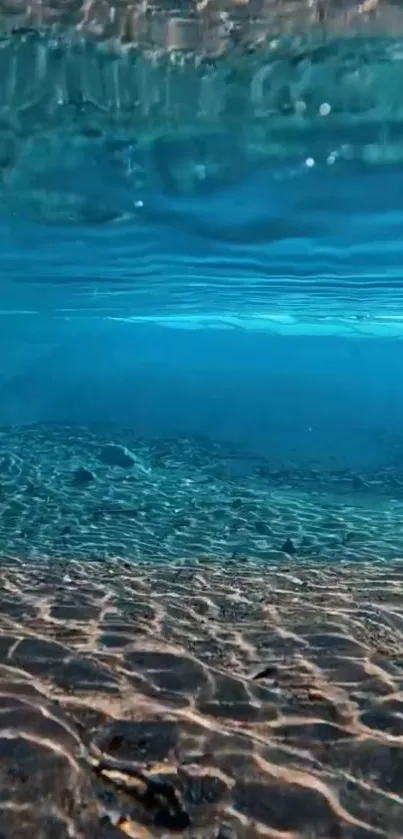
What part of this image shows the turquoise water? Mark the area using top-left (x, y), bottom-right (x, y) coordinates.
top-left (1, 26), bottom-right (403, 561)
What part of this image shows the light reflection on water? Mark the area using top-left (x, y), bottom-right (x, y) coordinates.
top-left (0, 27), bottom-right (402, 322)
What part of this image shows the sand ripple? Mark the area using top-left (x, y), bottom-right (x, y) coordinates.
top-left (0, 558), bottom-right (402, 838)
top-left (1, 423), bottom-right (403, 563)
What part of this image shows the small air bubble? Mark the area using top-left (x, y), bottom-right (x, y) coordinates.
top-left (305, 157), bottom-right (315, 168)
top-left (134, 200), bottom-right (144, 208)
top-left (195, 164), bottom-right (207, 181)
top-left (319, 102), bottom-right (331, 116)
top-left (295, 100), bottom-right (307, 114)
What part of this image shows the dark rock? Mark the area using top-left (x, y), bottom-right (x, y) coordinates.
top-left (173, 516), bottom-right (191, 529)
top-left (254, 520), bottom-right (270, 535)
top-left (215, 825), bottom-right (238, 839)
top-left (94, 720), bottom-right (179, 763)
top-left (180, 772), bottom-right (228, 807)
top-left (252, 664), bottom-right (278, 681)
top-left (71, 466), bottom-right (95, 486)
top-left (98, 444), bottom-right (136, 468)
top-left (281, 537), bottom-right (297, 555)
top-left (231, 498), bottom-right (243, 510)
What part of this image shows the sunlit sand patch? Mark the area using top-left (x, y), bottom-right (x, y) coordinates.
top-left (0, 556), bottom-right (402, 838)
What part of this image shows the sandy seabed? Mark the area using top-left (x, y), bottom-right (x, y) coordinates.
top-left (0, 556), bottom-right (403, 839)
top-left (1, 423), bottom-right (403, 836)
top-left (1, 423), bottom-right (403, 564)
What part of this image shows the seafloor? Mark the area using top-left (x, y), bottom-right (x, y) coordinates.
top-left (1, 422), bottom-right (403, 564)
top-left (2, 423), bottom-right (403, 838)
top-left (1, 557), bottom-right (403, 838)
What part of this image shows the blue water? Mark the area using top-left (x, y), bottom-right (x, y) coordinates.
top-left (3, 25), bottom-right (403, 839)
top-left (2, 28), bottom-right (403, 561)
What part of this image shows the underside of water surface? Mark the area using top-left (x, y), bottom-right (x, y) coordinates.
top-left (0, 2), bottom-right (402, 326)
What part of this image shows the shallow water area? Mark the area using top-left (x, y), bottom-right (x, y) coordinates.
top-left (2, 421), bottom-right (403, 564)
top-left (2, 6), bottom-right (403, 838)
top-left (1, 555), bottom-right (403, 839)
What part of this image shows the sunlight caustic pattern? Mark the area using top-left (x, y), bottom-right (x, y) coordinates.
top-left (0, 558), bottom-right (403, 838)
top-left (1, 4), bottom-right (403, 838)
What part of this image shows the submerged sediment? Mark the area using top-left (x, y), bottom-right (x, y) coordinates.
top-left (0, 556), bottom-right (402, 838)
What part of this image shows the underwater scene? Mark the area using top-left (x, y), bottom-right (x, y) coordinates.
top-left (2, 3), bottom-right (403, 838)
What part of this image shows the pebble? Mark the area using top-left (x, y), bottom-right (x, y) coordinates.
top-left (71, 466), bottom-right (95, 486)
top-left (98, 444), bottom-right (137, 468)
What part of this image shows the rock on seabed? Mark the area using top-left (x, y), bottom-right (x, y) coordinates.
top-left (98, 444), bottom-right (137, 468)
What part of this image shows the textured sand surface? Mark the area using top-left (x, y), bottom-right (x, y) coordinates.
top-left (2, 423), bottom-right (403, 564)
top-left (1, 557), bottom-right (403, 838)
